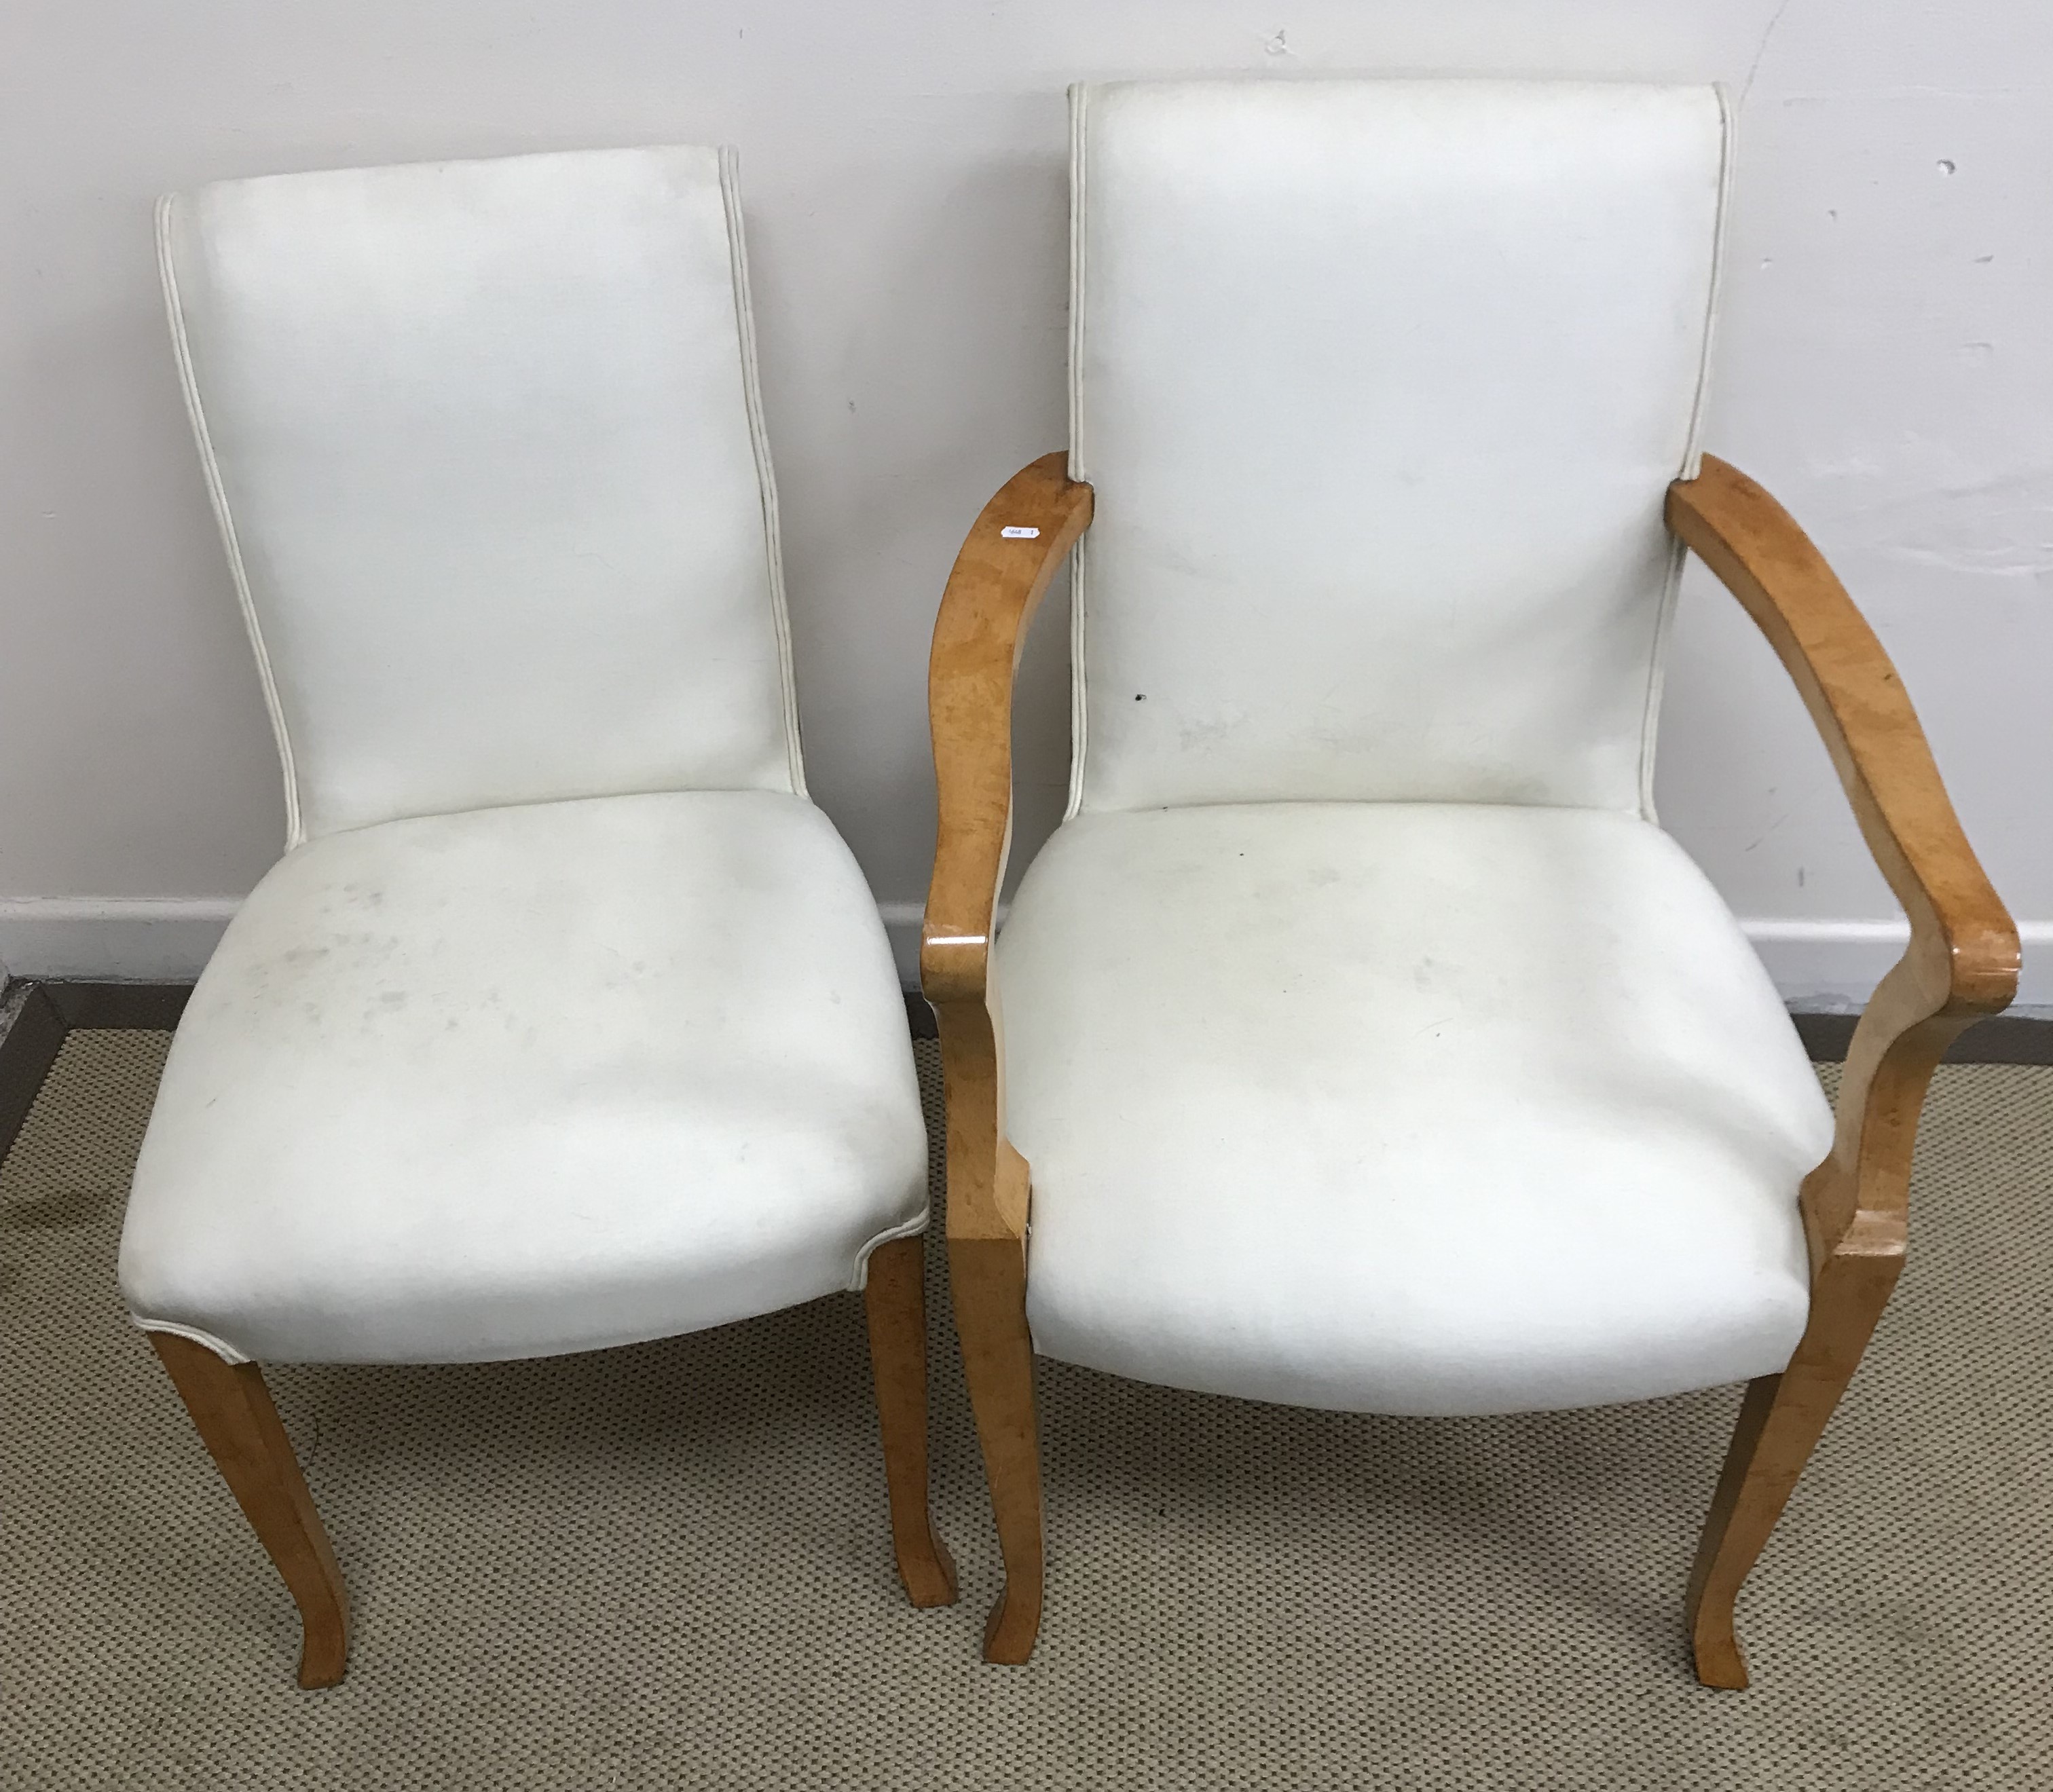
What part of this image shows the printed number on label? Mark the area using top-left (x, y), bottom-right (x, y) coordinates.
top-left (1000, 526), bottom-right (1041, 539)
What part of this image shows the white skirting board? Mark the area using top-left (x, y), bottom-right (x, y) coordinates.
top-left (0, 899), bottom-right (242, 984)
top-left (2, 895), bottom-right (2047, 1011)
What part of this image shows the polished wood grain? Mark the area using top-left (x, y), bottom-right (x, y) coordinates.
top-left (948, 1153), bottom-right (1043, 1662)
top-left (862, 1234), bottom-right (959, 1609)
top-left (923, 452), bottom-right (1094, 1016)
top-left (1668, 455), bottom-right (2019, 1687)
top-left (923, 453), bottom-right (1093, 1662)
top-left (151, 1332), bottom-right (350, 1688)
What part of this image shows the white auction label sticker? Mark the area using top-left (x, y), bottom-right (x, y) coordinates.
top-left (1000, 526), bottom-right (1041, 539)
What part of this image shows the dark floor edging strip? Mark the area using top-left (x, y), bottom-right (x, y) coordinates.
top-left (43, 980), bottom-right (194, 1031)
top-left (0, 980), bottom-right (71, 1170)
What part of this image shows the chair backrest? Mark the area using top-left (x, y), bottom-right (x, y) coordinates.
top-left (160, 145), bottom-right (803, 844)
top-left (1067, 79), bottom-right (1729, 817)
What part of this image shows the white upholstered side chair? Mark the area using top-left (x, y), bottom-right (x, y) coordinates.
top-left (923, 81), bottom-right (2017, 1677)
top-left (122, 145), bottom-right (954, 1687)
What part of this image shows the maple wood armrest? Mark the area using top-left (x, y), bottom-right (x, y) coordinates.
top-left (919, 453), bottom-right (1092, 1248)
top-left (920, 452), bottom-right (1094, 1006)
top-left (1667, 454), bottom-right (2019, 1256)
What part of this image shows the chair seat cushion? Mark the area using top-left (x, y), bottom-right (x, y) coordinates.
top-left (998, 803), bottom-right (1832, 1417)
top-left (119, 791), bottom-right (926, 1365)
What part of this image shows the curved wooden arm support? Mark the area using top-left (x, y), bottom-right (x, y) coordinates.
top-left (921, 453), bottom-right (1091, 1665)
top-left (1672, 455), bottom-right (2020, 1690)
top-left (921, 451), bottom-right (1092, 1245)
top-left (1667, 455), bottom-right (2019, 1266)
top-left (923, 453), bottom-right (1095, 1005)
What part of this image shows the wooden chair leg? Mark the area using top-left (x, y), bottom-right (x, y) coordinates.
top-left (1684, 1245), bottom-right (1901, 1688)
top-left (149, 1331), bottom-right (351, 1689)
top-left (949, 1216), bottom-right (1044, 1664)
top-left (928, 976), bottom-right (1046, 1664)
top-left (863, 1234), bottom-right (958, 1608)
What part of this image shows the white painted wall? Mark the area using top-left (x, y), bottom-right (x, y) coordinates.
top-left (2, 1), bottom-right (2047, 1001)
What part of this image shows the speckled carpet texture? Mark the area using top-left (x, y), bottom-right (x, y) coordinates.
top-left (2, 1030), bottom-right (2049, 1789)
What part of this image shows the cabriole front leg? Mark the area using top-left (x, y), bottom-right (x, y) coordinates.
top-left (948, 1152), bottom-right (1044, 1664)
top-left (863, 1233), bottom-right (959, 1608)
top-left (149, 1330), bottom-right (351, 1688)
top-left (933, 982), bottom-right (1046, 1662)
top-left (1685, 1236), bottom-right (1902, 1687)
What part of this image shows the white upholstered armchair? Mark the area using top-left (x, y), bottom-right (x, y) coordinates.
top-left (923, 81), bottom-right (2018, 1677)
top-left (123, 146), bottom-right (954, 1686)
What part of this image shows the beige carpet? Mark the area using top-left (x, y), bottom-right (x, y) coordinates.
top-left (2, 1031), bottom-right (2050, 1790)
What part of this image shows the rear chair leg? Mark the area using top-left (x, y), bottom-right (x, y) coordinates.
top-left (949, 1193), bottom-right (1043, 1664)
top-left (863, 1235), bottom-right (959, 1607)
top-left (1685, 1244), bottom-right (1901, 1688)
top-left (149, 1330), bottom-right (351, 1688)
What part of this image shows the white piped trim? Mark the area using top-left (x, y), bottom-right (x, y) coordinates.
top-left (849, 1205), bottom-right (933, 1290)
top-left (158, 193), bottom-right (306, 851)
top-left (719, 147), bottom-right (809, 800)
top-left (1638, 83), bottom-right (1737, 825)
top-left (131, 1315), bottom-right (251, 1365)
top-left (1064, 83), bottom-right (1094, 822)
top-left (1682, 83), bottom-right (1737, 489)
